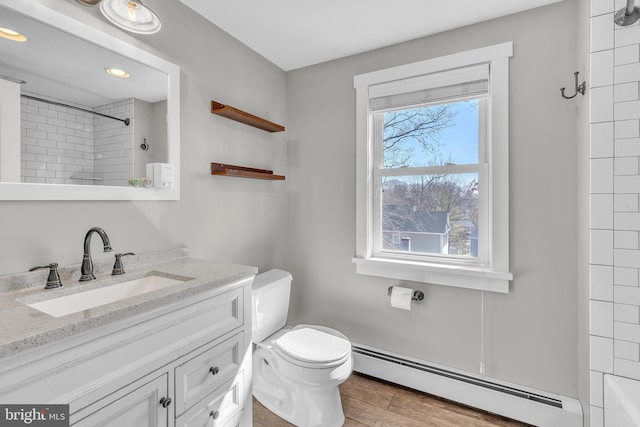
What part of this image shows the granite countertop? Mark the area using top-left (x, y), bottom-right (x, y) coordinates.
top-left (0, 248), bottom-right (257, 359)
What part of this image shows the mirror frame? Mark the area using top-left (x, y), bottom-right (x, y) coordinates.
top-left (0, 0), bottom-right (180, 200)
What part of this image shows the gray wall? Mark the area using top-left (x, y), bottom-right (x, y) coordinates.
top-left (286, 0), bottom-right (581, 398)
top-left (0, 1), bottom-right (287, 276)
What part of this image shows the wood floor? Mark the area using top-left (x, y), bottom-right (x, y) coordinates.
top-left (253, 373), bottom-right (531, 427)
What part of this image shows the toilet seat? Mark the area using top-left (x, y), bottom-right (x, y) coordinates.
top-left (274, 325), bottom-right (351, 368)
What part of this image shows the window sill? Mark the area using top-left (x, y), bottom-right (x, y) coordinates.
top-left (352, 257), bottom-right (512, 293)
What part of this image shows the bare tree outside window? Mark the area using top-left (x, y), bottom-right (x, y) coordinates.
top-left (379, 100), bottom-right (480, 257)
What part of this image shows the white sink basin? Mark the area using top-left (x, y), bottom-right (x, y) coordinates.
top-left (26, 273), bottom-right (191, 317)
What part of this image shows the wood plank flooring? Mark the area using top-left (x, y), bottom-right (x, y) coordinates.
top-left (253, 373), bottom-right (532, 426)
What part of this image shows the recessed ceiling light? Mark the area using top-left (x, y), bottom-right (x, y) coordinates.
top-left (0, 27), bottom-right (27, 42)
top-left (105, 68), bottom-right (130, 78)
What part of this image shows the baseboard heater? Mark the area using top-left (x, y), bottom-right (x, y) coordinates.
top-left (352, 345), bottom-right (583, 427)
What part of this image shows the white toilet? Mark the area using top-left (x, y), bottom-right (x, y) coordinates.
top-left (251, 269), bottom-right (353, 427)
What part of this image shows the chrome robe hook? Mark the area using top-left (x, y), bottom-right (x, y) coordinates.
top-left (560, 71), bottom-right (586, 99)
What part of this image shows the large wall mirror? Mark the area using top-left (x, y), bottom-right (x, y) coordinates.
top-left (0, 0), bottom-right (180, 200)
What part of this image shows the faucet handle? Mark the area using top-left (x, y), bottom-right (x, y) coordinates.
top-left (29, 263), bottom-right (63, 289)
top-left (112, 253), bottom-right (135, 276)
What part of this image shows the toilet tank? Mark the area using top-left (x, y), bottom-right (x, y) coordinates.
top-left (252, 269), bottom-right (292, 343)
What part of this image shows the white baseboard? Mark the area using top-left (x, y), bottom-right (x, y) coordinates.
top-left (352, 344), bottom-right (583, 427)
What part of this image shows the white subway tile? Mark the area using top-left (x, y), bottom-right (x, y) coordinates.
top-left (592, 230), bottom-right (615, 265)
top-left (25, 145), bottom-right (46, 155)
top-left (592, 50), bottom-right (615, 87)
top-left (616, 340), bottom-right (640, 360)
top-left (591, 158), bottom-right (614, 193)
top-left (46, 134), bottom-right (65, 143)
top-left (615, 61), bottom-right (640, 84)
top-left (616, 100), bottom-right (640, 121)
top-left (616, 303), bottom-right (640, 323)
top-left (24, 177), bottom-right (45, 184)
top-left (592, 194), bottom-right (614, 229)
top-left (615, 285), bottom-right (640, 304)
top-left (615, 321), bottom-right (640, 343)
top-left (615, 137), bottom-right (640, 156)
top-left (593, 14), bottom-right (614, 51)
top-left (591, 371), bottom-right (604, 409)
top-left (595, 0), bottom-right (616, 16)
top-left (591, 336), bottom-right (615, 372)
top-left (615, 175), bottom-right (640, 193)
top-left (591, 86), bottom-right (615, 123)
top-left (616, 25), bottom-right (640, 48)
top-left (615, 44), bottom-right (640, 65)
top-left (615, 82), bottom-right (640, 103)
top-left (614, 156), bottom-right (639, 174)
top-left (591, 405), bottom-right (604, 427)
top-left (615, 248), bottom-right (640, 267)
top-left (592, 265), bottom-right (615, 301)
top-left (37, 108), bottom-right (56, 119)
top-left (613, 212), bottom-right (640, 231)
top-left (615, 118), bottom-right (640, 137)
top-left (35, 169), bottom-right (55, 178)
top-left (590, 122), bottom-right (614, 158)
top-left (615, 357), bottom-right (640, 380)
top-left (615, 231), bottom-right (639, 248)
top-left (592, 301), bottom-right (615, 337)
top-left (36, 123), bottom-right (58, 134)
top-left (614, 267), bottom-right (639, 286)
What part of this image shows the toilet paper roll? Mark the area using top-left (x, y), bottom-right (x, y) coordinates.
top-left (390, 285), bottom-right (413, 310)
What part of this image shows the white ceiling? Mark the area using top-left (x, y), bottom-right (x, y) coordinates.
top-left (179, 0), bottom-right (563, 71)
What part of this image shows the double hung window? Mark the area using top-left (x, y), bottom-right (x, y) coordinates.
top-left (353, 43), bottom-right (513, 292)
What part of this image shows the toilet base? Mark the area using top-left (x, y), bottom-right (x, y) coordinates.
top-left (252, 348), bottom-right (351, 427)
top-left (253, 375), bottom-right (345, 427)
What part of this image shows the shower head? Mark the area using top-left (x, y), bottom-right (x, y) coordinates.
top-left (615, 0), bottom-right (640, 26)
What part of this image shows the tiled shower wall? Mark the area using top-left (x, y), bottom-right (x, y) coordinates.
top-left (20, 93), bottom-right (134, 186)
top-left (94, 99), bottom-right (135, 186)
top-left (589, 0), bottom-right (640, 425)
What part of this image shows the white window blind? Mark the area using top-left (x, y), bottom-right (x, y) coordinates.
top-left (369, 63), bottom-right (489, 111)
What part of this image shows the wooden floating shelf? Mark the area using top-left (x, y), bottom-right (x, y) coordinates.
top-left (211, 101), bottom-right (285, 133)
top-left (211, 163), bottom-right (285, 180)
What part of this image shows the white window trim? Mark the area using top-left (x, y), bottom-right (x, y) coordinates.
top-left (353, 42), bottom-right (514, 293)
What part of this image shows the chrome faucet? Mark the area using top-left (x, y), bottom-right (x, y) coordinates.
top-left (80, 227), bottom-right (112, 281)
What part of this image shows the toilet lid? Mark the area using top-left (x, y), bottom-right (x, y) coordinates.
top-left (275, 326), bottom-right (351, 365)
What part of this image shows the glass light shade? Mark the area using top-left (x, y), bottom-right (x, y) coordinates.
top-left (99, 0), bottom-right (161, 34)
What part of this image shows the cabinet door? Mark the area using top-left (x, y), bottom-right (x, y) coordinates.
top-left (73, 374), bottom-right (169, 427)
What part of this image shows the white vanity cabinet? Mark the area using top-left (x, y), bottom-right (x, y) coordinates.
top-left (0, 275), bottom-right (253, 427)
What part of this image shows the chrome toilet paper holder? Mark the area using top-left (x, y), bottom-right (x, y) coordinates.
top-left (387, 286), bottom-right (424, 302)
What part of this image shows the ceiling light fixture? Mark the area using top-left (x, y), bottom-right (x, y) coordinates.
top-left (105, 68), bottom-right (130, 78)
top-left (99, 0), bottom-right (161, 35)
top-left (75, 0), bottom-right (102, 6)
top-left (0, 27), bottom-right (27, 42)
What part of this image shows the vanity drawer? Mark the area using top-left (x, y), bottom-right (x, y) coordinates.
top-left (175, 332), bottom-right (243, 415)
top-left (223, 410), bottom-right (244, 427)
top-left (176, 372), bottom-right (244, 427)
